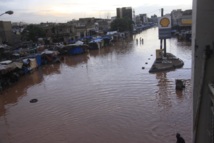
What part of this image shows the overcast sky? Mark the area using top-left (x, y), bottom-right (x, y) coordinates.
top-left (0, 0), bottom-right (192, 23)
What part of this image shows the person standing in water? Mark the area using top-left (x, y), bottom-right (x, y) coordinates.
top-left (176, 133), bottom-right (185, 143)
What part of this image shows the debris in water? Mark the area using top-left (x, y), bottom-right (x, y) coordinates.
top-left (30, 99), bottom-right (38, 103)
top-left (176, 80), bottom-right (185, 90)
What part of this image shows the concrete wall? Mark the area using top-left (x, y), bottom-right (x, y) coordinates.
top-left (192, 0), bottom-right (214, 142)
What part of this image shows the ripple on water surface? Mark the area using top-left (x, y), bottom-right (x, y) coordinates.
top-left (0, 28), bottom-right (192, 143)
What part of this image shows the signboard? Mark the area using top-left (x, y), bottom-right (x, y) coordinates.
top-left (181, 19), bottom-right (192, 26)
top-left (158, 16), bottom-right (172, 39)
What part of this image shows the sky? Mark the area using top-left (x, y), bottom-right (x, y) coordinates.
top-left (0, 0), bottom-right (192, 23)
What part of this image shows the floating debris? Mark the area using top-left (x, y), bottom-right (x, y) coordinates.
top-left (145, 62), bottom-right (148, 64)
top-left (142, 67), bottom-right (145, 69)
top-left (30, 99), bottom-right (38, 103)
top-left (176, 80), bottom-right (185, 90)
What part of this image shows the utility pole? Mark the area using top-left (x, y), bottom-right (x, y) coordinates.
top-left (160, 8), bottom-right (167, 57)
top-left (160, 8), bottom-right (163, 50)
top-left (164, 36), bottom-right (166, 57)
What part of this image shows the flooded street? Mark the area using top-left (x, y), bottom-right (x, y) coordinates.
top-left (0, 27), bottom-right (192, 143)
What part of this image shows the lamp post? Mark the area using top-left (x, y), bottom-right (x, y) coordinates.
top-left (0, 10), bottom-right (13, 16)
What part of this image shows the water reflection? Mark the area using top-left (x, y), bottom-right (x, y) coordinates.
top-left (89, 48), bottom-right (112, 58)
top-left (155, 72), bottom-right (172, 109)
top-left (42, 63), bottom-right (61, 75)
top-left (0, 70), bottom-right (43, 116)
top-left (175, 79), bottom-right (192, 100)
top-left (176, 90), bottom-right (184, 99)
top-left (111, 38), bottom-right (135, 55)
top-left (0, 99), bottom-right (6, 116)
top-left (67, 54), bottom-right (89, 66)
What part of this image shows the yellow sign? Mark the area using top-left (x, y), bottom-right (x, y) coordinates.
top-left (160, 18), bottom-right (170, 27)
top-left (158, 16), bottom-right (171, 29)
top-left (158, 16), bottom-right (172, 39)
top-left (181, 19), bottom-right (192, 25)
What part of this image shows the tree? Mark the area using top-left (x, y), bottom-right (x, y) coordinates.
top-left (21, 24), bottom-right (45, 42)
top-left (110, 18), bottom-right (133, 32)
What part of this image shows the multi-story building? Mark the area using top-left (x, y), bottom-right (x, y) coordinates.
top-left (139, 14), bottom-right (148, 24)
top-left (132, 9), bottom-right (136, 24)
top-left (52, 23), bottom-right (73, 43)
top-left (96, 19), bottom-right (111, 32)
top-left (150, 14), bottom-right (158, 24)
top-left (72, 18), bottom-right (98, 38)
top-left (36, 17), bottom-right (111, 43)
top-left (171, 9), bottom-right (192, 28)
top-left (116, 7), bottom-right (134, 21)
top-left (135, 15), bottom-right (142, 25)
top-left (171, 9), bottom-right (183, 26)
top-left (0, 21), bottom-right (12, 44)
top-left (179, 10), bottom-right (192, 27)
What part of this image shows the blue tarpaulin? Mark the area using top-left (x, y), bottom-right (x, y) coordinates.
top-left (89, 38), bottom-right (103, 43)
top-left (36, 54), bottom-right (42, 66)
top-left (68, 47), bottom-right (84, 55)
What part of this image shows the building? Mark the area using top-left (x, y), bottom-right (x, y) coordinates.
top-left (178, 10), bottom-right (192, 29)
top-left (38, 18), bottom-right (111, 44)
top-left (180, 10), bottom-right (192, 26)
top-left (170, 9), bottom-right (192, 31)
top-left (0, 21), bottom-right (12, 44)
top-left (150, 14), bottom-right (158, 23)
top-left (139, 14), bottom-right (148, 24)
top-left (111, 16), bottom-right (116, 22)
top-left (171, 9), bottom-right (183, 26)
top-left (51, 23), bottom-right (73, 43)
top-left (116, 7), bottom-right (135, 22)
top-left (132, 9), bottom-right (136, 24)
top-left (135, 15), bottom-right (142, 25)
top-left (96, 19), bottom-right (111, 32)
top-left (192, 0), bottom-right (214, 142)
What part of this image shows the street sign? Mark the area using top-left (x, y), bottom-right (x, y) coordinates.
top-left (158, 16), bottom-right (172, 39)
top-left (159, 29), bottom-right (171, 39)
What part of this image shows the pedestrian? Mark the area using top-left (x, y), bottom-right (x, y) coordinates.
top-left (176, 133), bottom-right (185, 143)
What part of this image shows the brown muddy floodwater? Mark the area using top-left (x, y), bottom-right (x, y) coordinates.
top-left (0, 28), bottom-right (192, 143)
